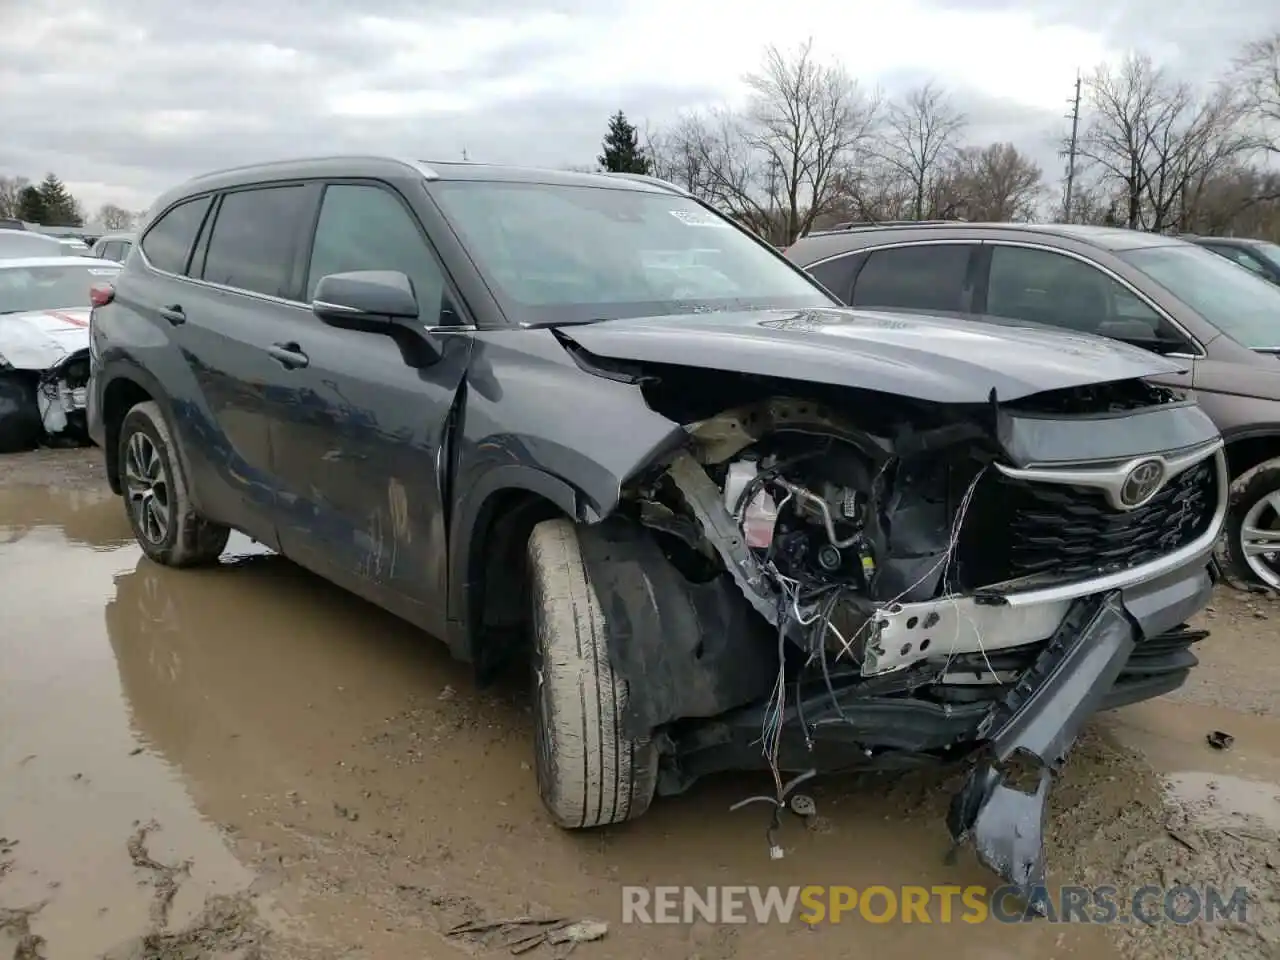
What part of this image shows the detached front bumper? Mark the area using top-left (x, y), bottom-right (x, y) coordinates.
top-left (665, 447), bottom-right (1224, 905)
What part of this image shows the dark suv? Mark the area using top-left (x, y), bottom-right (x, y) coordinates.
top-left (785, 222), bottom-right (1280, 591)
top-left (88, 158), bottom-right (1225, 901)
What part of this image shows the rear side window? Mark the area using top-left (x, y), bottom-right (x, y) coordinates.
top-left (305, 184), bottom-right (446, 320)
top-left (140, 197), bottom-right (211, 275)
top-left (200, 186), bottom-right (310, 298)
top-left (851, 245), bottom-right (972, 313)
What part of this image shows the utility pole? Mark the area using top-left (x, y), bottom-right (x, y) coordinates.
top-left (1062, 71), bottom-right (1082, 222)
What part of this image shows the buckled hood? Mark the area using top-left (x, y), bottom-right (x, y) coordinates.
top-left (557, 307), bottom-right (1186, 404)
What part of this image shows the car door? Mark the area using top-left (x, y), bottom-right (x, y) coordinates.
top-left (167, 182), bottom-right (320, 542)
top-left (848, 243), bottom-right (980, 313)
top-left (265, 180), bottom-right (473, 634)
top-left (973, 243), bottom-right (1196, 390)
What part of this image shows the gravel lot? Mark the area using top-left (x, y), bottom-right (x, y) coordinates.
top-left (1, 447), bottom-right (1277, 960)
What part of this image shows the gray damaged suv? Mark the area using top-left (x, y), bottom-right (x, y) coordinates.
top-left (88, 158), bottom-right (1224, 904)
top-left (786, 223), bottom-right (1280, 591)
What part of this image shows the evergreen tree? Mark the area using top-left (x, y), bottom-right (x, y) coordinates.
top-left (36, 173), bottom-right (84, 227)
top-left (598, 111), bottom-right (651, 174)
top-left (16, 185), bottom-right (47, 223)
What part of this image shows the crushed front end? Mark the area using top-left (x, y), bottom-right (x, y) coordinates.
top-left (624, 377), bottom-right (1224, 905)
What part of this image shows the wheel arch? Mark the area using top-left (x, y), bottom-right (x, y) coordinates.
top-left (1222, 426), bottom-right (1280, 490)
top-left (446, 465), bottom-right (584, 675)
top-left (99, 363), bottom-right (174, 495)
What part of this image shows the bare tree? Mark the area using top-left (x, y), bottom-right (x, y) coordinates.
top-left (1237, 32), bottom-right (1280, 150)
top-left (97, 203), bottom-right (134, 230)
top-left (944, 143), bottom-right (1044, 221)
top-left (0, 175), bottom-right (30, 220)
top-left (871, 81), bottom-right (967, 220)
top-left (1078, 54), bottom-right (1256, 231)
top-left (652, 40), bottom-right (878, 243)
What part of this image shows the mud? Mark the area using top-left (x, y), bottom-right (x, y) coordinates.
top-left (1, 447), bottom-right (1277, 960)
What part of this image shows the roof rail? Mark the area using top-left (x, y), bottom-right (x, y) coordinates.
top-left (603, 172), bottom-right (692, 197)
top-left (830, 218), bottom-right (964, 230)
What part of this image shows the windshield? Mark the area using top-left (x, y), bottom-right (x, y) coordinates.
top-left (429, 181), bottom-right (833, 325)
top-left (1252, 241), bottom-right (1280, 272)
top-left (1119, 244), bottom-right (1280, 350)
top-left (0, 263), bottom-right (120, 315)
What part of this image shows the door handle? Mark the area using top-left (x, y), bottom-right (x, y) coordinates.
top-left (159, 304), bottom-right (185, 325)
top-left (266, 342), bottom-right (309, 369)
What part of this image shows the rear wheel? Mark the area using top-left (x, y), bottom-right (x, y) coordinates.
top-left (527, 518), bottom-right (658, 828)
top-left (117, 401), bottom-right (230, 567)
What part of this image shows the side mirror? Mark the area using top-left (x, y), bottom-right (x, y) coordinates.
top-left (312, 270), bottom-right (419, 330)
top-left (312, 270), bottom-right (442, 367)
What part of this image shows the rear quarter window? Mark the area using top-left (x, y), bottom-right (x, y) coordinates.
top-left (141, 197), bottom-right (213, 275)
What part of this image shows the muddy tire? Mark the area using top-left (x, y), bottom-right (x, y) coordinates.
top-left (1225, 465), bottom-right (1280, 590)
top-left (118, 401), bottom-right (230, 567)
top-left (528, 518), bottom-right (659, 829)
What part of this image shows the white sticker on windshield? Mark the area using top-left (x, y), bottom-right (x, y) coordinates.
top-left (669, 210), bottom-right (730, 228)
top-left (88, 268), bottom-right (120, 275)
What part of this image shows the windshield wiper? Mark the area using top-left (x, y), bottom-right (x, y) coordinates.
top-left (1253, 347), bottom-right (1280, 354)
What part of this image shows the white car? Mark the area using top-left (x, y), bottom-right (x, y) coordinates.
top-left (0, 255), bottom-right (122, 451)
top-left (0, 228), bottom-right (64, 259)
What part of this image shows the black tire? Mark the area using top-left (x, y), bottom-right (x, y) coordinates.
top-left (528, 518), bottom-right (659, 828)
top-left (117, 401), bottom-right (230, 567)
top-left (0, 372), bottom-right (41, 453)
top-left (1225, 466), bottom-right (1280, 590)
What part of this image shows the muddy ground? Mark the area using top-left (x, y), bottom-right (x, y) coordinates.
top-left (1, 448), bottom-right (1277, 960)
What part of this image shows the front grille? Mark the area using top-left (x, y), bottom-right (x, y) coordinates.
top-left (955, 455), bottom-right (1218, 589)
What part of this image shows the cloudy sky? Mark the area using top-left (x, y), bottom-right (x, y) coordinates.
top-left (1, 0), bottom-right (1274, 217)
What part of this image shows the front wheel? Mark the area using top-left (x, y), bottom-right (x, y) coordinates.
top-left (117, 401), bottom-right (230, 567)
top-left (527, 518), bottom-right (658, 828)
top-left (1225, 466), bottom-right (1280, 590)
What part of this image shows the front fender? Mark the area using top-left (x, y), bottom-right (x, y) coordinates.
top-left (444, 330), bottom-right (687, 657)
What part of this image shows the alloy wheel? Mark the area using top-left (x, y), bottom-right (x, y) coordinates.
top-left (124, 431), bottom-right (171, 546)
top-left (1239, 489), bottom-right (1280, 590)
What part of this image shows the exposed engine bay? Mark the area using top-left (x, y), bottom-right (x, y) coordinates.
top-left (592, 376), bottom-right (1221, 906)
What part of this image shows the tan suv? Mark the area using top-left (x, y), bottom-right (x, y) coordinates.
top-left (786, 222), bottom-right (1280, 590)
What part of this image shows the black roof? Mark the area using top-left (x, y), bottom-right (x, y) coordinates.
top-left (790, 220), bottom-right (1189, 263)
top-left (148, 155), bottom-right (687, 219)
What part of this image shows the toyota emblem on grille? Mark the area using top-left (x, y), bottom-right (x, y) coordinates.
top-left (1120, 459), bottom-right (1165, 507)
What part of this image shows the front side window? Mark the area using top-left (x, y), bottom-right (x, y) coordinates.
top-left (305, 184), bottom-right (447, 322)
top-left (140, 196), bottom-right (212, 275)
top-left (851, 245), bottom-right (973, 313)
top-left (1120, 243), bottom-right (1280, 350)
top-left (200, 186), bottom-right (310, 298)
top-left (986, 245), bottom-right (1186, 351)
top-left (428, 181), bottom-right (831, 325)
top-left (0, 263), bottom-right (121, 315)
